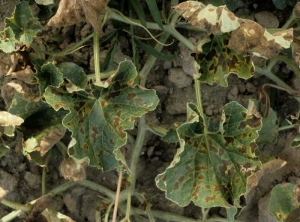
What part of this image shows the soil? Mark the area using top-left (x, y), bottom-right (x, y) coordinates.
top-left (1, 0), bottom-right (300, 222)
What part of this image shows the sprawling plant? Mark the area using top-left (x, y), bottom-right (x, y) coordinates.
top-left (1, 0), bottom-right (300, 221)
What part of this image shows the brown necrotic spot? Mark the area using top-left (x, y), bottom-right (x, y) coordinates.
top-left (205, 195), bottom-right (216, 202)
top-left (126, 93), bottom-right (135, 100)
top-left (135, 98), bottom-right (144, 106)
top-left (174, 182), bottom-right (179, 190)
top-left (195, 165), bottom-right (207, 171)
top-left (83, 144), bottom-right (88, 150)
top-left (79, 127), bottom-right (84, 134)
top-left (91, 126), bottom-right (98, 143)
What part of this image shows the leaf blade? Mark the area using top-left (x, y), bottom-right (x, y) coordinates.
top-left (156, 102), bottom-right (262, 209)
top-left (44, 61), bottom-right (159, 170)
top-left (134, 38), bottom-right (175, 61)
top-left (145, 0), bottom-right (164, 30)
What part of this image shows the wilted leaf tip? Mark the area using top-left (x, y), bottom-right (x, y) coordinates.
top-left (47, 0), bottom-right (110, 35)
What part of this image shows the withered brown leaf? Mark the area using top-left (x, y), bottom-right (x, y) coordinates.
top-left (173, 1), bottom-right (240, 35)
top-left (228, 19), bottom-right (293, 58)
top-left (47, 0), bottom-right (109, 35)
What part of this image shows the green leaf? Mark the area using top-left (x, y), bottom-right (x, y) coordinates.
top-left (226, 206), bottom-right (238, 222)
top-left (57, 62), bottom-right (88, 93)
top-left (134, 38), bottom-right (175, 61)
top-left (257, 107), bottom-right (278, 145)
top-left (5, 1), bottom-right (42, 46)
top-left (209, 0), bottom-right (225, 6)
top-left (225, 0), bottom-right (239, 11)
top-left (196, 34), bottom-right (254, 87)
top-left (155, 102), bottom-right (262, 209)
top-left (37, 4), bottom-right (55, 20)
top-left (130, 0), bottom-right (147, 27)
top-left (44, 61), bottom-right (159, 170)
top-left (269, 183), bottom-right (300, 221)
top-left (145, 0), bottom-right (164, 30)
top-left (33, 60), bottom-right (64, 95)
top-left (162, 128), bottom-right (179, 143)
top-left (0, 27), bottom-right (16, 53)
top-left (0, 144), bottom-right (9, 158)
top-left (101, 40), bottom-right (117, 72)
top-left (8, 93), bottom-right (50, 119)
top-left (272, 0), bottom-right (288, 9)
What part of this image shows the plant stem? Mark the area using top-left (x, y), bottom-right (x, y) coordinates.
top-left (112, 164), bottom-right (124, 222)
top-left (194, 69), bottom-right (208, 132)
top-left (195, 79), bottom-right (203, 116)
top-left (0, 209), bottom-right (24, 222)
top-left (41, 150), bottom-right (52, 195)
top-left (119, 203), bottom-right (199, 222)
top-left (139, 33), bottom-right (170, 86)
top-left (281, 13), bottom-right (296, 30)
top-left (268, 55), bottom-right (300, 79)
top-left (87, 70), bottom-right (115, 81)
top-left (93, 31), bottom-right (101, 84)
top-left (201, 208), bottom-right (210, 221)
top-left (0, 199), bottom-right (32, 212)
top-left (107, 7), bottom-right (195, 53)
top-left (122, 188), bottom-right (132, 222)
top-left (128, 116), bottom-right (147, 194)
top-left (32, 33), bottom-right (94, 59)
top-left (165, 25), bottom-right (195, 51)
top-left (104, 202), bottom-right (115, 222)
top-left (255, 66), bottom-right (300, 103)
top-left (0, 180), bottom-right (117, 221)
top-left (278, 124), bottom-right (298, 132)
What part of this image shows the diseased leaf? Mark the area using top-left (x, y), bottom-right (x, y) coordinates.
top-left (0, 27), bottom-right (15, 53)
top-left (256, 107), bottom-right (278, 145)
top-left (174, 2), bottom-right (293, 59)
top-left (173, 1), bottom-right (240, 35)
top-left (59, 157), bottom-right (88, 181)
top-left (196, 34), bottom-right (254, 87)
top-left (5, 1), bottom-right (42, 46)
top-left (47, 0), bottom-right (109, 35)
top-left (9, 93), bottom-right (50, 120)
top-left (23, 124), bottom-right (66, 156)
top-left (57, 62), bottom-right (88, 93)
top-left (269, 183), bottom-right (300, 221)
top-left (44, 61), bottom-right (159, 170)
top-left (155, 102), bottom-right (262, 209)
top-left (246, 159), bottom-right (287, 201)
top-left (0, 111), bottom-right (23, 127)
top-left (33, 60), bottom-right (64, 95)
top-left (228, 19), bottom-right (293, 59)
top-left (8, 65), bottom-right (36, 84)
